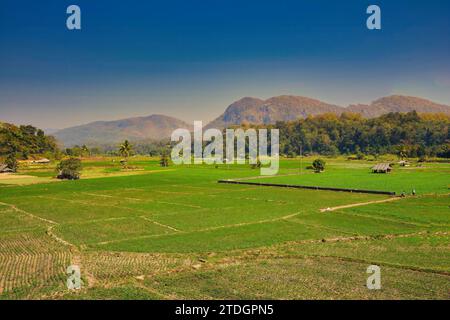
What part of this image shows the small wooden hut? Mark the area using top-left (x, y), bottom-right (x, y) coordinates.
top-left (32, 158), bottom-right (50, 164)
top-left (372, 163), bottom-right (392, 174)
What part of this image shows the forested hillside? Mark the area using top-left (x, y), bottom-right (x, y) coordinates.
top-left (275, 112), bottom-right (449, 158)
top-left (0, 122), bottom-right (59, 159)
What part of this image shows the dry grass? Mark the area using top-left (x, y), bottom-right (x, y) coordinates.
top-left (82, 251), bottom-right (195, 282)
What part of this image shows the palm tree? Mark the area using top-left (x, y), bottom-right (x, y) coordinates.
top-left (119, 140), bottom-right (132, 166)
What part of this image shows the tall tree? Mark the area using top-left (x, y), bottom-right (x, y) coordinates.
top-left (5, 153), bottom-right (18, 172)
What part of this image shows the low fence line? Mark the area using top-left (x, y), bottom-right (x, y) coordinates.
top-left (218, 180), bottom-right (396, 196)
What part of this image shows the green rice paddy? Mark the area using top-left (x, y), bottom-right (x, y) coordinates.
top-left (0, 157), bottom-right (448, 299)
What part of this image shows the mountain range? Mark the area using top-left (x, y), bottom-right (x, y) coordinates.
top-left (53, 95), bottom-right (450, 146)
top-left (53, 114), bottom-right (190, 147)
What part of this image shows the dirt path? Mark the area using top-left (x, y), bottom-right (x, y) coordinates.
top-left (0, 174), bottom-right (36, 180)
top-left (319, 196), bottom-right (402, 212)
top-left (47, 226), bottom-right (96, 288)
top-left (0, 201), bottom-right (57, 225)
top-left (140, 216), bottom-right (181, 232)
top-left (0, 200), bottom-right (97, 288)
top-left (81, 192), bottom-right (143, 201)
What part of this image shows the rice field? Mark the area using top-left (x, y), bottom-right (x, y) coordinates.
top-left (0, 157), bottom-right (448, 299)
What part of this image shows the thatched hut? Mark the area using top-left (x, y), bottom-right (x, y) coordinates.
top-left (372, 163), bottom-right (392, 174)
top-left (32, 158), bottom-right (50, 164)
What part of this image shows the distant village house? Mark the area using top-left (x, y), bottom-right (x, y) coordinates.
top-left (32, 158), bottom-right (51, 164)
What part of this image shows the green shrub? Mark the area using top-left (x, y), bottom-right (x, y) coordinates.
top-left (57, 158), bottom-right (82, 180)
top-left (356, 152), bottom-right (365, 160)
top-left (312, 159), bottom-right (326, 173)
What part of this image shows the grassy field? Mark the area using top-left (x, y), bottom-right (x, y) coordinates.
top-left (243, 159), bottom-right (450, 195)
top-left (0, 157), bottom-right (448, 299)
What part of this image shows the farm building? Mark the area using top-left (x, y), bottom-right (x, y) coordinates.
top-left (372, 163), bottom-right (392, 174)
top-left (0, 164), bottom-right (13, 173)
top-left (32, 158), bottom-right (50, 164)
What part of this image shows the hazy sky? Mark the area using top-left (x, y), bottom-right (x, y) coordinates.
top-left (1, 0), bottom-right (449, 129)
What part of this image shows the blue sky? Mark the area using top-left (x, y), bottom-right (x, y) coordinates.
top-left (1, 0), bottom-right (449, 129)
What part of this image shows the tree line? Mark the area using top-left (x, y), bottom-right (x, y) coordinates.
top-left (63, 111), bottom-right (450, 160)
top-left (63, 139), bottom-right (170, 158)
top-left (2, 111), bottom-right (449, 165)
top-left (274, 111), bottom-right (449, 158)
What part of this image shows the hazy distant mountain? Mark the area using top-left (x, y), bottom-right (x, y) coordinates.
top-left (346, 95), bottom-right (450, 118)
top-left (43, 128), bottom-right (59, 135)
top-left (207, 95), bottom-right (450, 129)
top-left (206, 95), bottom-right (343, 129)
top-left (53, 95), bottom-right (450, 146)
top-left (54, 114), bottom-right (189, 147)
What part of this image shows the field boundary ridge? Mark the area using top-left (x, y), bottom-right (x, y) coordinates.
top-left (218, 179), bottom-right (396, 196)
